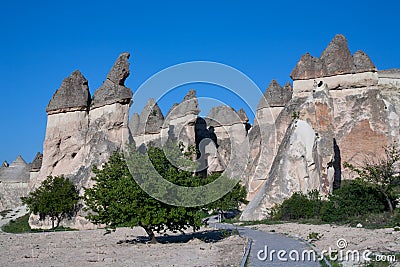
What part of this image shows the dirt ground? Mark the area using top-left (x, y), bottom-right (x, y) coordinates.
top-left (0, 227), bottom-right (247, 267)
top-left (252, 222), bottom-right (400, 265)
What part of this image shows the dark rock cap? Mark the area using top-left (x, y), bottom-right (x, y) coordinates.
top-left (46, 70), bottom-right (91, 114)
top-left (30, 152), bottom-right (43, 172)
top-left (291, 34), bottom-right (376, 80)
top-left (91, 52), bottom-right (133, 109)
top-left (166, 90), bottom-right (200, 120)
top-left (258, 80), bottom-right (292, 109)
top-left (238, 108), bottom-right (249, 123)
top-left (352, 50), bottom-right (376, 73)
top-left (139, 98), bottom-right (165, 134)
top-left (320, 34), bottom-right (354, 76)
top-left (206, 105), bottom-right (242, 126)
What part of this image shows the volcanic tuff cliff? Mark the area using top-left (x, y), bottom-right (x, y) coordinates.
top-left (5, 34), bottom-right (398, 227)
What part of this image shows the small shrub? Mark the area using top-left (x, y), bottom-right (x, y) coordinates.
top-left (390, 209), bottom-right (400, 227)
top-left (307, 232), bottom-right (323, 241)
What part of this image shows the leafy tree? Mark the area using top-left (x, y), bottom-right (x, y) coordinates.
top-left (344, 144), bottom-right (400, 213)
top-left (83, 144), bottom-right (247, 243)
top-left (21, 175), bottom-right (80, 229)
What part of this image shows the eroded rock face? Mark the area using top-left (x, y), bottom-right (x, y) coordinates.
top-left (204, 106), bottom-right (250, 177)
top-left (30, 53), bottom-right (132, 229)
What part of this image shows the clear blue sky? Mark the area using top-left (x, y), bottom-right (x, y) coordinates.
top-left (1, 0), bottom-right (399, 163)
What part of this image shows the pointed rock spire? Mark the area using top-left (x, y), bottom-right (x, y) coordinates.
top-left (352, 50), bottom-right (376, 72)
top-left (238, 108), bottom-right (249, 123)
top-left (290, 53), bottom-right (326, 80)
top-left (139, 98), bottom-right (165, 134)
top-left (258, 80), bottom-right (292, 109)
top-left (91, 52), bottom-right (133, 109)
top-left (320, 34), bottom-right (353, 76)
top-left (30, 152), bottom-right (43, 172)
top-left (46, 70), bottom-right (91, 114)
top-left (284, 82), bottom-right (293, 92)
top-left (11, 155), bottom-right (27, 166)
top-left (206, 106), bottom-right (241, 126)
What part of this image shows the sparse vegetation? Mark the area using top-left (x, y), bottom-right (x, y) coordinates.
top-left (1, 213), bottom-right (76, 233)
top-left (344, 144), bottom-right (400, 213)
top-left (262, 146), bottom-right (400, 228)
top-left (1, 214), bottom-right (31, 233)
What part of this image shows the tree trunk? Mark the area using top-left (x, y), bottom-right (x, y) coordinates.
top-left (51, 216), bottom-right (55, 230)
top-left (143, 226), bottom-right (157, 243)
top-left (382, 191), bottom-right (394, 213)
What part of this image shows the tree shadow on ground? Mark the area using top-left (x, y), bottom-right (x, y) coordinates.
top-left (117, 229), bottom-right (237, 245)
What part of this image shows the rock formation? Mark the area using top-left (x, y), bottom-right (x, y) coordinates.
top-left (0, 155), bottom-right (37, 210)
top-left (29, 53), bottom-right (132, 229)
top-left (241, 35), bottom-right (400, 220)
top-left (130, 90), bottom-right (200, 150)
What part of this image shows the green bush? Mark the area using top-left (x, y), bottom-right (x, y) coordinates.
top-left (1, 214), bottom-right (31, 233)
top-left (321, 179), bottom-right (388, 223)
top-left (390, 209), bottom-right (400, 227)
top-left (272, 190), bottom-right (325, 220)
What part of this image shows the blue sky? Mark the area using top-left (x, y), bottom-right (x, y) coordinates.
top-left (0, 0), bottom-right (399, 163)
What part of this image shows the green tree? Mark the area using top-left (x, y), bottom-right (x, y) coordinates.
top-left (83, 145), bottom-right (247, 243)
top-left (21, 175), bottom-right (80, 229)
top-left (344, 144), bottom-right (400, 213)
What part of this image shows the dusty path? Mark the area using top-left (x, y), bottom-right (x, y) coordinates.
top-left (214, 223), bottom-right (320, 267)
top-left (253, 223), bottom-right (400, 266)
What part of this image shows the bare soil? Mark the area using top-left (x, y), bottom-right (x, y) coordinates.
top-left (0, 227), bottom-right (247, 267)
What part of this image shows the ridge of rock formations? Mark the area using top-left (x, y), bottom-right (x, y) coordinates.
top-left (3, 34), bottom-right (398, 226)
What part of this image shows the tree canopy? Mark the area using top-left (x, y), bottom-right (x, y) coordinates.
top-left (83, 144), bottom-right (247, 242)
top-left (22, 175), bottom-right (80, 229)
